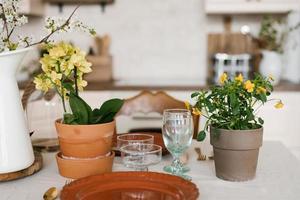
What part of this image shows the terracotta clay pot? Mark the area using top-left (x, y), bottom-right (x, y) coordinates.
top-left (55, 119), bottom-right (115, 158)
top-left (56, 151), bottom-right (115, 179)
top-left (210, 126), bottom-right (263, 182)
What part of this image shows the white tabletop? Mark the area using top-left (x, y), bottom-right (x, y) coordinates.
top-left (1, 140), bottom-right (300, 200)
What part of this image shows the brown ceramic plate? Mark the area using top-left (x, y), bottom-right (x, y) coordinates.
top-left (61, 172), bottom-right (199, 200)
top-left (113, 132), bottom-right (169, 156)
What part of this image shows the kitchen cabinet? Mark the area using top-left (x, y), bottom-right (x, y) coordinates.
top-left (205, 0), bottom-right (300, 14)
top-left (18, 0), bottom-right (44, 16)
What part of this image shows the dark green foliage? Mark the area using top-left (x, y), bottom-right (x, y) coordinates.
top-left (197, 131), bottom-right (206, 141)
top-left (63, 92), bottom-right (124, 125)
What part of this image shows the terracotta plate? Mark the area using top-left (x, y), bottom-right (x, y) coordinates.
top-left (113, 132), bottom-right (169, 156)
top-left (61, 172), bottom-right (199, 200)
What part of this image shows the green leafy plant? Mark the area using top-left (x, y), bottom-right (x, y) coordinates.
top-left (64, 94), bottom-right (123, 125)
top-left (34, 42), bottom-right (124, 125)
top-left (257, 15), bottom-right (300, 53)
top-left (187, 73), bottom-right (283, 141)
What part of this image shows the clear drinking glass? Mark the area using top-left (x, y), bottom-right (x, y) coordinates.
top-left (162, 109), bottom-right (193, 179)
top-left (117, 133), bottom-right (154, 150)
top-left (120, 143), bottom-right (162, 171)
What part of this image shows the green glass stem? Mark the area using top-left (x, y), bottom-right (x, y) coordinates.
top-left (171, 157), bottom-right (184, 174)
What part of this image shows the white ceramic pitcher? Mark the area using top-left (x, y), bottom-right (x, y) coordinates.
top-left (0, 48), bottom-right (34, 173)
top-left (259, 50), bottom-right (282, 85)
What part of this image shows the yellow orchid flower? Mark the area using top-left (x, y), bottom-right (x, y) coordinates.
top-left (219, 73), bottom-right (228, 84)
top-left (244, 80), bottom-right (255, 93)
top-left (78, 61), bottom-right (92, 73)
top-left (77, 78), bottom-right (88, 91)
top-left (192, 107), bottom-right (202, 116)
top-left (235, 73), bottom-right (243, 83)
top-left (33, 76), bottom-right (52, 92)
top-left (40, 54), bottom-right (57, 73)
top-left (36, 42), bottom-right (92, 100)
top-left (69, 52), bottom-right (92, 73)
top-left (48, 45), bottom-right (66, 58)
top-left (274, 100), bottom-right (284, 109)
top-left (49, 71), bottom-right (62, 82)
top-left (184, 101), bottom-right (191, 110)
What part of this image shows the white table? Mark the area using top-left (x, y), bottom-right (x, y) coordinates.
top-left (1, 140), bottom-right (300, 200)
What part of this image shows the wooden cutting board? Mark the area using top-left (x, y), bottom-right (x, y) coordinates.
top-left (207, 32), bottom-right (261, 81)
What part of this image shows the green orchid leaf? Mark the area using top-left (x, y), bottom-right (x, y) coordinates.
top-left (70, 92), bottom-right (93, 123)
top-left (63, 113), bottom-right (78, 125)
top-left (98, 99), bottom-right (124, 115)
top-left (96, 99), bottom-right (124, 123)
top-left (100, 112), bottom-right (118, 124)
top-left (90, 110), bottom-right (103, 124)
top-left (62, 82), bottom-right (75, 94)
top-left (69, 93), bottom-right (90, 124)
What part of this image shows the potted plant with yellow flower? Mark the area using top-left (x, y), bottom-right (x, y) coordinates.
top-left (34, 42), bottom-right (124, 179)
top-left (0, 1), bottom-right (95, 174)
top-left (190, 73), bottom-right (283, 181)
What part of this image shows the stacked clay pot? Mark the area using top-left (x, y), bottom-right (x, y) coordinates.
top-left (55, 119), bottom-right (115, 179)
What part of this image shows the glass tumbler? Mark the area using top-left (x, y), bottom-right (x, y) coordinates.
top-left (120, 143), bottom-right (162, 171)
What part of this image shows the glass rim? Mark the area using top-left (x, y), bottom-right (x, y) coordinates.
top-left (163, 109), bottom-right (191, 115)
top-left (117, 133), bottom-right (154, 142)
top-left (120, 143), bottom-right (162, 154)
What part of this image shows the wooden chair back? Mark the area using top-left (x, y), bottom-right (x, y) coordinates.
top-left (118, 90), bottom-right (199, 139)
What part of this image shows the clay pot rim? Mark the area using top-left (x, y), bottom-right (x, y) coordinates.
top-left (210, 125), bottom-right (263, 133)
top-left (55, 119), bottom-right (115, 127)
top-left (56, 151), bottom-right (115, 163)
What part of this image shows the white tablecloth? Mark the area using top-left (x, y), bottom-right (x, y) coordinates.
top-left (1, 140), bottom-right (300, 200)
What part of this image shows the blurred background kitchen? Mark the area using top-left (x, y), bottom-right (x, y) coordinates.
top-left (19, 0), bottom-right (300, 156)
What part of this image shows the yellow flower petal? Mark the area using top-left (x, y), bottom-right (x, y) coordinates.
top-left (235, 73), bottom-right (244, 83)
top-left (219, 73), bottom-right (228, 84)
top-left (184, 101), bottom-right (191, 110)
top-left (192, 107), bottom-right (202, 116)
top-left (49, 71), bottom-right (62, 82)
top-left (34, 76), bottom-right (52, 92)
top-left (77, 79), bottom-right (88, 91)
top-left (48, 45), bottom-right (66, 58)
top-left (257, 86), bottom-right (267, 94)
top-left (274, 101), bottom-right (284, 109)
top-left (244, 80), bottom-right (255, 93)
top-left (36, 42), bottom-right (92, 94)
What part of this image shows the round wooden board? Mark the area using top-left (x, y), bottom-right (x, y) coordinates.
top-left (33, 138), bottom-right (60, 152)
top-left (0, 151), bottom-right (43, 182)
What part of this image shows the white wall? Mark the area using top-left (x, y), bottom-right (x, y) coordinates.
top-left (20, 0), bottom-right (266, 82)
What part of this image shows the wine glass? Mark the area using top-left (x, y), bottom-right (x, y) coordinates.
top-left (162, 109), bottom-right (193, 179)
top-left (120, 143), bottom-right (162, 171)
